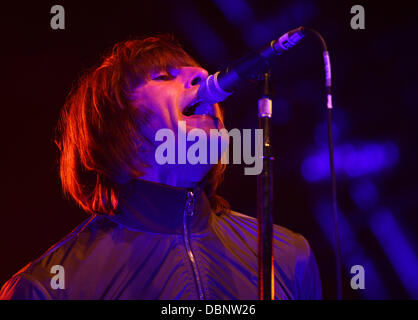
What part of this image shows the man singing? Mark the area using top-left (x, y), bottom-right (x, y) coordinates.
top-left (0, 35), bottom-right (321, 299)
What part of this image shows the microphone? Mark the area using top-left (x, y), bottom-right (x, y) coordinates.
top-left (198, 26), bottom-right (307, 104)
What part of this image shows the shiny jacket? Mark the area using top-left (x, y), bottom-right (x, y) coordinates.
top-left (0, 179), bottom-right (322, 299)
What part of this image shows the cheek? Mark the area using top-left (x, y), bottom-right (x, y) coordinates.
top-left (135, 88), bottom-right (180, 134)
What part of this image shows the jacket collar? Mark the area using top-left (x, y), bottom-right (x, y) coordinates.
top-left (108, 179), bottom-right (212, 234)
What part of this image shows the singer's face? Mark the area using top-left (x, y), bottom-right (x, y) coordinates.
top-left (133, 66), bottom-right (223, 136)
top-left (132, 65), bottom-right (228, 187)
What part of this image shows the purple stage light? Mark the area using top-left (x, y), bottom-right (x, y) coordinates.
top-left (314, 199), bottom-right (389, 299)
top-left (212, 0), bottom-right (253, 27)
top-left (369, 208), bottom-right (418, 298)
top-left (349, 178), bottom-right (379, 211)
top-left (301, 141), bottom-right (399, 182)
top-left (314, 121), bottom-right (340, 147)
top-left (171, 3), bottom-right (228, 65)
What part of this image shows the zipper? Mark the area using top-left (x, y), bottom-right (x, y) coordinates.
top-left (183, 190), bottom-right (205, 300)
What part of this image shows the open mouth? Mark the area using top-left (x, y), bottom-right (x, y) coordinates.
top-left (182, 98), bottom-right (219, 122)
top-left (182, 100), bottom-right (202, 116)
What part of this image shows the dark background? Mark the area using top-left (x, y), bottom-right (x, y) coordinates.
top-left (1, 1), bottom-right (417, 299)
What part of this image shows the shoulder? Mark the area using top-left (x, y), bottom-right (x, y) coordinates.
top-left (215, 210), bottom-right (309, 255)
top-left (0, 272), bottom-right (52, 300)
top-left (214, 210), bottom-right (322, 299)
top-left (0, 215), bottom-right (115, 300)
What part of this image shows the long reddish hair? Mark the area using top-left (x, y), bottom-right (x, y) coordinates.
top-left (55, 34), bottom-right (229, 215)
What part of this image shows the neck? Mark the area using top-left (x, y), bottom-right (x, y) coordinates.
top-left (109, 178), bottom-right (211, 234)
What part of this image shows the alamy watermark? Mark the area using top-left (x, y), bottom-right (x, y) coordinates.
top-left (154, 121), bottom-right (263, 175)
top-left (350, 5), bottom-right (365, 30)
top-left (50, 5), bottom-right (65, 30)
top-left (350, 264), bottom-right (365, 290)
top-left (50, 265), bottom-right (65, 289)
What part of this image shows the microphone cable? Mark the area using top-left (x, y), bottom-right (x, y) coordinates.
top-left (306, 27), bottom-right (343, 300)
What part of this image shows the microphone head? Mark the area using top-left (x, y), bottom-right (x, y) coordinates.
top-left (198, 72), bottom-right (233, 104)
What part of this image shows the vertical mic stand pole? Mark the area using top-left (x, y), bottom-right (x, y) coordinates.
top-left (257, 69), bottom-right (274, 300)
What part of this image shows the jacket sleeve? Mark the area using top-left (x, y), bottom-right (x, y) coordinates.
top-left (0, 274), bottom-right (51, 300)
top-left (295, 235), bottom-right (322, 300)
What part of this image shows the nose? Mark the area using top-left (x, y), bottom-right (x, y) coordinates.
top-left (185, 67), bottom-right (208, 88)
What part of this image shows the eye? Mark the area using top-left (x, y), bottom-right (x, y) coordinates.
top-left (152, 73), bottom-right (174, 81)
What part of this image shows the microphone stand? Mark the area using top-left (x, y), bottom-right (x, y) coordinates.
top-left (257, 69), bottom-right (274, 300)
top-left (199, 27), bottom-right (338, 299)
